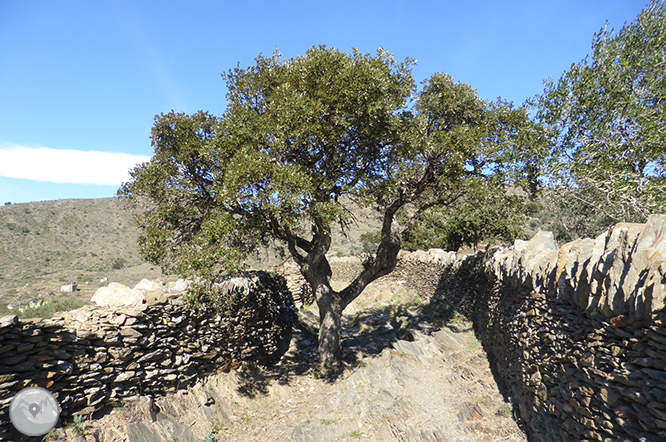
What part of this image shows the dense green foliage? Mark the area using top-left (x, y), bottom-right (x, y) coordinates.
top-left (120, 47), bottom-right (530, 282)
top-left (534, 0), bottom-right (666, 229)
top-left (121, 48), bottom-right (415, 280)
top-left (120, 46), bottom-right (532, 365)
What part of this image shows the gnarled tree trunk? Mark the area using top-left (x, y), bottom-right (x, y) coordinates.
top-left (298, 205), bottom-right (405, 368)
top-left (316, 286), bottom-right (343, 367)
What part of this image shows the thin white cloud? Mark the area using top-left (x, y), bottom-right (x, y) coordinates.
top-left (0, 145), bottom-right (151, 185)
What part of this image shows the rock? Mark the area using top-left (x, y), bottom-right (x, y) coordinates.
top-left (644, 257), bottom-right (666, 313)
top-left (0, 315), bottom-right (18, 328)
top-left (126, 422), bottom-right (166, 442)
top-left (115, 371), bottom-right (137, 382)
top-left (144, 290), bottom-right (166, 304)
top-left (427, 248), bottom-right (456, 265)
top-left (168, 279), bottom-right (191, 293)
top-left (91, 283), bottom-right (146, 306)
top-left (522, 231), bottom-right (559, 288)
top-left (134, 279), bottom-right (163, 292)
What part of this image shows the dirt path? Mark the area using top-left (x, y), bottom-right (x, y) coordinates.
top-left (53, 280), bottom-right (526, 442)
top-left (210, 328), bottom-right (525, 442)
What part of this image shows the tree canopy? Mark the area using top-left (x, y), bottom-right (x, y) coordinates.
top-left (534, 0), bottom-right (666, 225)
top-left (120, 46), bottom-right (532, 367)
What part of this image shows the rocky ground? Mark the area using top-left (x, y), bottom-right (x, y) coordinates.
top-left (45, 279), bottom-right (526, 442)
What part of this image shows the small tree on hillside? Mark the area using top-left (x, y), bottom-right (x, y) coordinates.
top-left (119, 46), bottom-right (532, 368)
top-left (403, 182), bottom-right (526, 251)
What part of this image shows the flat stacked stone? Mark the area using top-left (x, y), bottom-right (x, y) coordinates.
top-left (0, 271), bottom-right (294, 441)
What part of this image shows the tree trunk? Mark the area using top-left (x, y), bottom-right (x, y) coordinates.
top-left (316, 286), bottom-right (343, 368)
top-left (292, 202), bottom-right (406, 368)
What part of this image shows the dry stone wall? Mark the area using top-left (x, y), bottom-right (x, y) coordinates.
top-left (406, 215), bottom-right (666, 442)
top-left (2, 215), bottom-right (665, 441)
top-left (0, 272), bottom-right (294, 441)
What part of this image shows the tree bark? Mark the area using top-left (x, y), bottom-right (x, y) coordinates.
top-left (316, 285), bottom-right (343, 367)
top-left (302, 204), bottom-right (405, 368)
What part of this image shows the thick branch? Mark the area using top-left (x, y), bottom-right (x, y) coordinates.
top-left (338, 196), bottom-right (403, 308)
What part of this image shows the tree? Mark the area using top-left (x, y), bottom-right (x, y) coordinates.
top-left (535, 0), bottom-right (666, 225)
top-left (119, 46), bottom-right (531, 368)
top-left (403, 182), bottom-right (526, 251)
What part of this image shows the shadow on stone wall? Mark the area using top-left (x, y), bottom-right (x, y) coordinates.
top-left (416, 215), bottom-right (666, 442)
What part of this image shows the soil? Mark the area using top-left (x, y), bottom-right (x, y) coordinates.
top-left (47, 279), bottom-right (527, 442)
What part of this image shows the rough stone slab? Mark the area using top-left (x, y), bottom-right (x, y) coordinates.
top-left (0, 316), bottom-right (18, 328)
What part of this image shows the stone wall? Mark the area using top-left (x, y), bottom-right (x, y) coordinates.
top-left (0, 272), bottom-right (294, 441)
top-left (407, 215), bottom-right (666, 442)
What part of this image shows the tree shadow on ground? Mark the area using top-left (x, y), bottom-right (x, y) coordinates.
top-left (233, 286), bottom-right (471, 396)
top-left (233, 318), bottom-right (319, 397)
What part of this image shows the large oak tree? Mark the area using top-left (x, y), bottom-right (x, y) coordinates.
top-left (120, 46), bottom-right (531, 367)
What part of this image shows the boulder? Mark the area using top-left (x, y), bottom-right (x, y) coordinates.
top-left (167, 279), bottom-right (191, 294)
top-left (91, 283), bottom-right (145, 306)
top-left (134, 279), bottom-right (163, 292)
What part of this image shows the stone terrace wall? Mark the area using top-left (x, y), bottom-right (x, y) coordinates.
top-left (0, 272), bottom-right (294, 441)
top-left (417, 215), bottom-right (666, 442)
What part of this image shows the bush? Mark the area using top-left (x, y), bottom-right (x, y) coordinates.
top-left (404, 186), bottom-right (526, 251)
top-left (360, 231), bottom-right (381, 254)
top-left (111, 258), bottom-right (126, 270)
top-left (0, 298), bottom-right (87, 319)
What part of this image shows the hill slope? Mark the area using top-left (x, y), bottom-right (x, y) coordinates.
top-left (0, 198), bottom-right (164, 304)
top-left (0, 197), bottom-right (382, 308)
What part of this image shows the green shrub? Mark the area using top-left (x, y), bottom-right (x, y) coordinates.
top-left (111, 258), bottom-right (126, 270)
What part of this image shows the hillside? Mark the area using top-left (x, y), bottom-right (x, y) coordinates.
top-left (0, 197), bottom-right (382, 311)
top-left (0, 198), bottom-right (165, 307)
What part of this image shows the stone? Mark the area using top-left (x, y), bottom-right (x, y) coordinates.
top-left (126, 422), bottom-right (164, 442)
top-left (119, 327), bottom-right (143, 339)
top-left (115, 371), bottom-right (136, 383)
top-left (0, 344), bottom-right (15, 355)
top-left (168, 279), bottom-right (191, 293)
top-left (134, 279), bottom-right (163, 292)
top-left (643, 254), bottom-right (666, 313)
top-left (3, 354), bottom-right (27, 365)
top-left (0, 315), bottom-right (18, 328)
top-left (91, 283), bottom-right (146, 306)
top-left (144, 290), bottom-right (166, 304)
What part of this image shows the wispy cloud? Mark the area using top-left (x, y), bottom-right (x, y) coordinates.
top-left (0, 145), bottom-right (151, 185)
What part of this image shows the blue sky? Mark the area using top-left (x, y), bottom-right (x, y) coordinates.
top-left (0, 0), bottom-right (649, 204)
